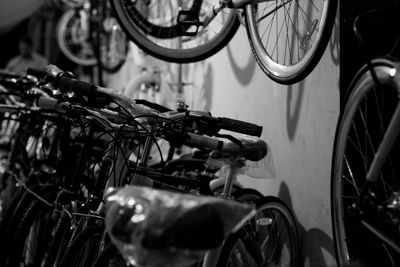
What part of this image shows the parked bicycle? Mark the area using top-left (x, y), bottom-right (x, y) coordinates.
top-left (0, 65), bottom-right (300, 267)
top-left (110, 0), bottom-right (337, 84)
top-left (331, 1), bottom-right (400, 266)
top-left (104, 135), bottom-right (300, 267)
top-left (56, 0), bottom-right (129, 73)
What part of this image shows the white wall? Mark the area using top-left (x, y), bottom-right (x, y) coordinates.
top-left (179, 23), bottom-right (340, 266)
top-left (109, 14), bottom-right (340, 267)
top-left (212, 26), bottom-right (340, 267)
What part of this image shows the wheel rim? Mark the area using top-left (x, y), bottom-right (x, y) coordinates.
top-left (226, 200), bottom-right (298, 267)
top-left (246, 0), bottom-right (332, 80)
top-left (98, 17), bottom-right (129, 72)
top-left (111, 0), bottom-right (239, 62)
top-left (257, 202), bottom-right (296, 266)
top-left (70, 233), bottom-right (101, 266)
top-left (21, 214), bottom-right (52, 265)
top-left (57, 9), bottom-right (97, 66)
top-left (332, 63), bottom-right (400, 266)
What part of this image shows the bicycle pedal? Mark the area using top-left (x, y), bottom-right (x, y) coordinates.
top-left (177, 10), bottom-right (202, 37)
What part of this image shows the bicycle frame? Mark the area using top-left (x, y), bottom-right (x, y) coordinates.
top-left (352, 4), bottom-right (400, 184)
top-left (331, 2), bottom-right (400, 262)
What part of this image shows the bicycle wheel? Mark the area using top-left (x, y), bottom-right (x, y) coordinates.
top-left (109, 0), bottom-right (240, 63)
top-left (244, 0), bottom-right (337, 84)
top-left (57, 8), bottom-right (97, 66)
top-left (5, 198), bottom-right (57, 266)
top-left (0, 186), bottom-right (39, 265)
top-left (59, 224), bottom-right (104, 267)
top-left (93, 1), bottom-right (129, 73)
top-left (231, 187), bottom-right (264, 202)
top-left (331, 58), bottom-right (400, 267)
top-left (42, 210), bottom-right (73, 267)
top-left (93, 242), bottom-right (127, 267)
top-left (97, 16), bottom-right (129, 73)
top-left (218, 196), bottom-right (300, 267)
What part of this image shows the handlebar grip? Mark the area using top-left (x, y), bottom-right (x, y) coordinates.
top-left (187, 133), bottom-right (223, 150)
top-left (36, 96), bottom-right (59, 110)
top-left (135, 99), bottom-right (172, 113)
top-left (45, 64), bottom-right (65, 78)
top-left (57, 77), bottom-right (95, 96)
top-left (0, 79), bottom-right (17, 90)
top-left (220, 117), bottom-right (263, 137)
top-left (0, 70), bottom-right (22, 79)
top-left (26, 68), bottom-right (47, 78)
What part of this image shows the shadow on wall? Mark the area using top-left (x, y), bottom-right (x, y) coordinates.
top-left (330, 16), bottom-right (340, 67)
top-left (285, 5), bottom-right (340, 141)
top-left (278, 182), bottom-right (336, 267)
top-left (226, 43), bottom-right (257, 86)
top-left (286, 81), bottom-right (305, 141)
top-left (181, 61), bottom-right (214, 111)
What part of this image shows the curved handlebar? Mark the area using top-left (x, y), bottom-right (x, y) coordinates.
top-left (28, 65), bottom-right (263, 138)
top-left (219, 117), bottom-right (262, 137)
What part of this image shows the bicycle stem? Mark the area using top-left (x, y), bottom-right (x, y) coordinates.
top-left (220, 163), bottom-right (239, 198)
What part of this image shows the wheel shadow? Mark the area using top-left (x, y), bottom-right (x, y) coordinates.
top-left (226, 43), bottom-right (257, 86)
top-left (181, 61), bottom-right (214, 111)
top-left (278, 181), bottom-right (337, 267)
top-left (286, 81), bottom-right (305, 141)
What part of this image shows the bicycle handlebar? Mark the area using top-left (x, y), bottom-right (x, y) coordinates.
top-left (36, 96), bottom-right (60, 111)
top-left (29, 65), bottom-right (263, 138)
top-left (187, 133), bottom-right (223, 150)
top-left (186, 133), bottom-right (268, 161)
top-left (219, 117), bottom-right (262, 137)
top-left (35, 95), bottom-right (267, 161)
top-left (57, 76), bottom-right (95, 96)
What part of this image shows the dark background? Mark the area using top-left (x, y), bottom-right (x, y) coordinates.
top-left (340, 0), bottom-right (400, 102)
top-left (0, 4), bottom-right (76, 72)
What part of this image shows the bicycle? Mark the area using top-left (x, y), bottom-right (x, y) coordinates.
top-left (104, 135), bottom-right (300, 267)
top-left (32, 65), bottom-right (299, 267)
top-left (109, 0), bottom-right (337, 84)
top-left (56, 0), bottom-right (129, 73)
top-left (331, 1), bottom-right (400, 266)
top-left (0, 65), bottom-right (263, 267)
top-left (84, 92), bottom-right (298, 267)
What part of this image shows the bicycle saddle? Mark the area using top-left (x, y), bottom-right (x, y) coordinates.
top-left (105, 186), bottom-right (255, 266)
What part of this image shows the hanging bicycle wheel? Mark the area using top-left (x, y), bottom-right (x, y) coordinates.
top-left (109, 0), bottom-right (240, 63)
top-left (218, 196), bottom-right (300, 267)
top-left (331, 58), bottom-right (400, 267)
top-left (98, 16), bottom-right (129, 73)
top-left (93, 0), bottom-right (129, 73)
top-left (245, 0), bottom-right (337, 84)
top-left (56, 8), bottom-right (97, 66)
top-left (92, 243), bottom-right (126, 267)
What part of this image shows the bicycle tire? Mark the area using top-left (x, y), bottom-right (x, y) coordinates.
top-left (231, 187), bottom-right (264, 202)
top-left (217, 196), bottom-right (300, 267)
top-left (244, 0), bottom-right (337, 84)
top-left (56, 8), bottom-right (97, 66)
top-left (58, 224), bottom-right (104, 267)
top-left (92, 1), bottom-right (129, 74)
top-left (5, 198), bottom-right (57, 266)
top-left (92, 242), bottom-right (126, 267)
top-left (331, 58), bottom-right (400, 267)
top-left (0, 187), bottom-right (35, 265)
top-left (109, 0), bottom-right (240, 63)
top-left (42, 210), bottom-right (72, 267)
